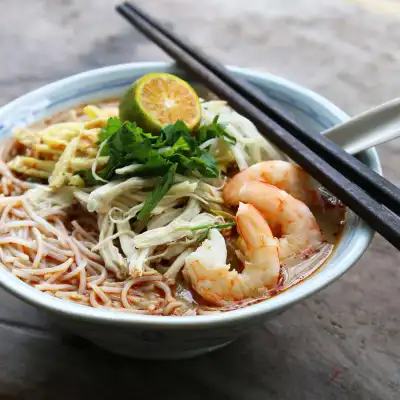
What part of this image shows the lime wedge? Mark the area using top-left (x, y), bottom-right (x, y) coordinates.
top-left (119, 72), bottom-right (201, 133)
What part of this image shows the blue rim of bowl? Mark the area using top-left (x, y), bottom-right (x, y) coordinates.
top-left (0, 62), bottom-right (379, 329)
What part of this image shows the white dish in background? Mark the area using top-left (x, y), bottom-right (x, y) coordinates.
top-left (0, 62), bottom-right (380, 359)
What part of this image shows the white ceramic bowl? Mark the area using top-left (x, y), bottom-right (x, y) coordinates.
top-left (0, 62), bottom-right (380, 359)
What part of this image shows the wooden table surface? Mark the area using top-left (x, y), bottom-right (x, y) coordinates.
top-left (0, 1), bottom-right (399, 399)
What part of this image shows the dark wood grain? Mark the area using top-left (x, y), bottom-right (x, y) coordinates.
top-left (0, 1), bottom-right (399, 399)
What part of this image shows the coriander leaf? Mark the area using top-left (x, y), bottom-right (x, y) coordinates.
top-left (110, 123), bottom-right (138, 153)
top-left (141, 131), bottom-right (159, 141)
top-left (124, 141), bottom-right (153, 163)
top-left (191, 152), bottom-right (219, 178)
top-left (100, 141), bottom-right (110, 157)
top-left (81, 118), bottom-right (224, 186)
top-left (171, 136), bottom-right (192, 153)
top-left (137, 164), bottom-right (177, 221)
top-left (124, 121), bottom-right (146, 142)
top-left (160, 120), bottom-right (191, 146)
top-left (97, 123), bottom-right (155, 181)
top-left (134, 154), bottom-right (172, 177)
top-left (167, 153), bottom-right (193, 174)
top-left (176, 153), bottom-right (193, 169)
top-left (196, 115), bottom-right (236, 145)
top-left (99, 117), bottom-right (122, 143)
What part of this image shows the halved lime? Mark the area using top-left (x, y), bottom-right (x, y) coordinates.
top-left (119, 72), bottom-right (202, 133)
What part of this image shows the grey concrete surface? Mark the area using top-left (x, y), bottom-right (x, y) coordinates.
top-left (0, 0), bottom-right (399, 399)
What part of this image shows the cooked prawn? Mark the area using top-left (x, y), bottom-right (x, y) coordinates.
top-left (184, 202), bottom-right (280, 306)
top-left (238, 181), bottom-right (323, 259)
top-left (223, 160), bottom-right (320, 206)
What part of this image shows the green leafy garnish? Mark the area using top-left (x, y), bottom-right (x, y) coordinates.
top-left (191, 152), bottom-right (219, 178)
top-left (133, 154), bottom-right (171, 177)
top-left (192, 222), bottom-right (236, 243)
top-left (190, 222), bottom-right (236, 231)
top-left (197, 116), bottom-right (236, 145)
top-left (98, 117), bottom-right (123, 143)
top-left (137, 164), bottom-right (176, 221)
top-left (158, 120), bottom-right (192, 147)
top-left (78, 116), bottom-right (235, 219)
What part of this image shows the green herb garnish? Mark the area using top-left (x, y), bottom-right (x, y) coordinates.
top-left (98, 116), bottom-right (123, 143)
top-left (137, 164), bottom-right (176, 221)
top-left (190, 222), bottom-right (236, 231)
top-left (197, 116), bottom-right (236, 145)
top-left (192, 222), bottom-right (236, 243)
top-left (78, 116), bottom-right (234, 220)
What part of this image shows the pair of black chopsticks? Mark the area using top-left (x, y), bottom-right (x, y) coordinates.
top-left (116, 1), bottom-right (400, 250)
